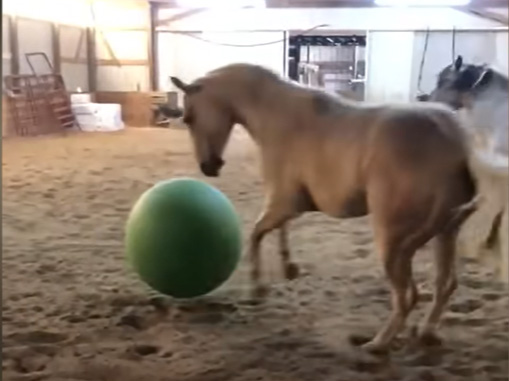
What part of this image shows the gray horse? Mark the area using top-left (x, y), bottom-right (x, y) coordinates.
top-left (427, 55), bottom-right (508, 157)
top-left (171, 64), bottom-right (478, 353)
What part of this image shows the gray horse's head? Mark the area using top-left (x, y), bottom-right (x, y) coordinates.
top-left (170, 76), bottom-right (236, 177)
top-left (427, 55), bottom-right (494, 109)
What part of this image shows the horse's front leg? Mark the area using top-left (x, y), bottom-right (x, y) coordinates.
top-left (249, 202), bottom-right (295, 299)
top-left (278, 223), bottom-right (300, 280)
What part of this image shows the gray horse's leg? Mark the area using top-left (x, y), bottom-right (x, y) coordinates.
top-left (278, 223), bottom-right (300, 280)
top-left (418, 229), bottom-right (458, 344)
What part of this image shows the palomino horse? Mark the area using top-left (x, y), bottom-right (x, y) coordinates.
top-left (171, 64), bottom-right (478, 353)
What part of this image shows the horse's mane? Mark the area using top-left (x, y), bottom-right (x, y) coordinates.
top-left (438, 61), bottom-right (508, 91)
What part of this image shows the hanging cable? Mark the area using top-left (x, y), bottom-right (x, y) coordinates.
top-left (451, 26), bottom-right (456, 63)
top-left (166, 24), bottom-right (330, 48)
top-left (417, 27), bottom-right (430, 95)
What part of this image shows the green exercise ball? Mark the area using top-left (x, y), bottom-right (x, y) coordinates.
top-left (125, 178), bottom-right (242, 298)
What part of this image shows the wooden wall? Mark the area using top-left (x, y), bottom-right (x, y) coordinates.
top-left (94, 91), bottom-right (152, 127)
top-left (59, 24), bottom-right (89, 91)
top-left (3, 0), bottom-right (156, 128)
top-left (2, 0), bottom-right (153, 93)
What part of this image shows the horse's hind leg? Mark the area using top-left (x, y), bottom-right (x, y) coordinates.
top-left (361, 240), bottom-right (418, 354)
top-left (360, 180), bottom-right (438, 353)
top-left (279, 223), bottom-right (299, 280)
top-left (418, 228), bottom-right (458, 345)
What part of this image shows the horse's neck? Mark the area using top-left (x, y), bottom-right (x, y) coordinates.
top-left (470, 81), bottom-right (508, 124)
top-left (228, 81), bottom-right (289, 143)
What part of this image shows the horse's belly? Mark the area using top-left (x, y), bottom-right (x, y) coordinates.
top-left (311, 188), bottom-right (368, 219)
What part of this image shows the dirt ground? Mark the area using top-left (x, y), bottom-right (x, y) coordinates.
top-left (2, 127), bottom-right (508, 381)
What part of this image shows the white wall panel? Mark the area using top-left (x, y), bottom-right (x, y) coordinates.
top-left (96, 65), bottom-right (149, 91)
top-left (17, 18), bottom-right (53, 75)
top-left (61, 63), bottom-right (88, 92)
top-left (365, 31), bottom-right (415, 102)
top-left (157, 7), bottom-right (504, 32)
top-left (157, 31), bottom-right (285, 102)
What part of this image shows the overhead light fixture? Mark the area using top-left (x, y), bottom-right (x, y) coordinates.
top-left (375, 0), bottom-right (470, 6)
top-left (175, 0), bottom-right (266, 8)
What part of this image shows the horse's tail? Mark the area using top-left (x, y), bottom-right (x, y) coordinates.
top-left (443, 162), bottom-right (479, 233)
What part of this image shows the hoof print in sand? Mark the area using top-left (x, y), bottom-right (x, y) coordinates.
top-left (175, 300), bottom-right (238, 324)
top-left (117, 312), bottom-right (145, 330)
top-left (448, 299), bottom-right (483, 314)
top-left (5, 331), bottom-right (68, 346)
top-left (131, 344), bottom-right (160, 356)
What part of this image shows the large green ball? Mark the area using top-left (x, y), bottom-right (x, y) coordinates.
top-left (125, 178), bottom-right (242, 299)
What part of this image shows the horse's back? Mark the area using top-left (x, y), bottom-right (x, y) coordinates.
top-left (366, 103), bottom-right (469, 170)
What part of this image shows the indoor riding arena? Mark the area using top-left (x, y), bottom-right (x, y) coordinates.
top-left (2, 1), bottom-right (508, 381)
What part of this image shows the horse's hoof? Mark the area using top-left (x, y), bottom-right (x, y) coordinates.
top-left (418, 331), bottom-right (443, 347)
top-left (348, 333), bottom-right (372, 347)
top-left (361, 341), bottom-right (389, 356)
top-left (284, 262), bottom-right (300, 280)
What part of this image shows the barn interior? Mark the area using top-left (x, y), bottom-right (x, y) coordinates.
top-left (2, 0), bottom-right (508, 380)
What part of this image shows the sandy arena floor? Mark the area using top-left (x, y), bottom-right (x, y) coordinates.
top-left (2, 127), bottom-right (508, 381)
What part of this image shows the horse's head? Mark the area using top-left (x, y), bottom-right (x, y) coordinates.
top-left (428, 55), bottom-right (494, 110)
top-left (170, 76), bottom-right (236, 177)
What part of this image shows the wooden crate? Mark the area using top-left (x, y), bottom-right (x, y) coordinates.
top-left (95, 92), bottom-right (152, 127)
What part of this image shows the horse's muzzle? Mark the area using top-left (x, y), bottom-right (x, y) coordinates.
top-left (200, 157), bottom-right (224, 177)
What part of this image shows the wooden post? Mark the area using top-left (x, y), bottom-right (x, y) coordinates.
top-left (148, 2), bottom-right (158, 91)
top-left (51, 23), bottom-right (61, 74)
top-left (8, 15), bottom-right (20, 75)
top-left (86, 27), bottom-right (97, 92)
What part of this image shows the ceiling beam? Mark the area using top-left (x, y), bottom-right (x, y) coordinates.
top-left (461, 7), bottom-right (509, 25)
top-left (149, 0), bottom-right (509, 7)
top-left (265, 0), bottom-right (373, 6)
top-left (157, 8), bottom-right (208, 26)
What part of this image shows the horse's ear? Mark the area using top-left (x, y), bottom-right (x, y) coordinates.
top-left (170, 76), bottom-right (187, 91)
top-left (170, 76), bottom-right (203, 95)
top-left (454, 55), bottom-right (463, 71)
top-left (471, 68), bottom-right (493, 90)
